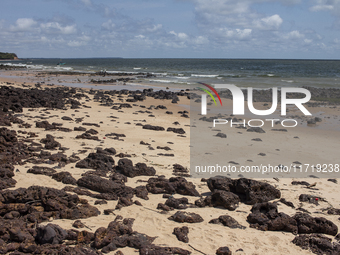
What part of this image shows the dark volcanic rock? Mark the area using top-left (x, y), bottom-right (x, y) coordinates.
top-left (327, 208), bottom-right (340, 215)
top-left (40, 134), bottom-right (61, 150)
top-left (292, 234), bottom-right (340, 255)
top-left (168, 211), bottom-right (204, 223)
top-left (216, 246), bottom-right (232, 255)
top-left (292, 181), bottom-right (310, 186)
top-left (216, 132), bottom-right (227, 138)
top-left (94, 199), bottom-right (107, 205)
top-left (111, 172), bottom-right (127, 183)
top-left (167, 127), bottom-right (185, 134)
top-left (93, 216), bottom-right (154, 250)
top-left (36, 223), bottom-right (67, 244)
top-left (0, 186), bottom-right (100, 221)
top-left (209, 215), bottom-right (246, 229)
top-left (173, 226), bottom-right (189, 243)
top-left (142, 125), bottom-right (165, 131)
top-left (212, 190), bottom-right (240, 210)
top-left (76, 132), bottom-right (99, 140)
top-left (77, 175), bottom-right (134, 199)
top-left (72, 220), bottom-right (85, 229)
top-left (299, 194), bottom-right (323, 204)
top-left (116, 158), bottom-right (156, 178)
top-left (200, 190), bottom-right (240, 211)
top-left (247, 127), bottom-right (265, 133)
top-left (76, 151), bottom-right (115, 172)
top-left (27, 166), bottom-right (57, 177)
top-left (172, 164), bottom-right (189, 177)
top-left (165, 197), bottom-right (189, 209)
top-left (134, 186), bottom-right (149, 200)
top-left (147, 176), bottom-right (200, 196)
top-left (52, 171), bottom-right (77, 185)
top-left (74, 126), bottom-right (87, 131)
top-left (82, 122), bottom-right (100, 127)
top-left (279, 198), bottom-right (295, 208)
top-left (207, 176), bottom-right (280, 205)
top-left (293, 213), bottom-right (338, 236)
top-left (115, 197), bottom-right (133, 210)
top-left (247, 202), bottom-right (298, 234)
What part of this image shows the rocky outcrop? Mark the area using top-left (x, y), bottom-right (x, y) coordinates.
top-left (147, 176), bottom-right (200, 197)
top-left (168, 211), bottom-right (204, 223)
top-left (116, 158), bottom-right (156, 178)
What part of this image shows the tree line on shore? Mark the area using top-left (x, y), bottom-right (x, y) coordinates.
top-left (0, 52), bottom-right (18, 59)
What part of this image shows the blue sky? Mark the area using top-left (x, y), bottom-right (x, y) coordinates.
top-left (1, 0), bottom-right (340, 59)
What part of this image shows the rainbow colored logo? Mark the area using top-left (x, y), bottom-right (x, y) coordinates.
top-left (197, 82), bottom-right (222, 106)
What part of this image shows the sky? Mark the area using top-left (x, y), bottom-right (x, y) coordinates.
top-left (1, 0), bottom-right (340, 59)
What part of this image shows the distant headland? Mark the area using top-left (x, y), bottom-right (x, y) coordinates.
top-left (0, 52), bottom-right (18, 60)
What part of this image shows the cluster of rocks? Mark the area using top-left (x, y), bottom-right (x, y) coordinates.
top-left (91, 88), bottom-right (189, 106)
top-left (90, 77), bottom-right (133, 84)
top-left (209, 215), bottom-right (246, 229)
top-left (195, 176), bottom-right (280, 211)
top-left (76, 149), bottom-right (116, 174)
top-left (157, 197), bottom-right (190, 212)
top-left (0, 126), bottom-right (32, 167)
top-left (146, 176), bottom-right (200, 197)
top-left (172, 164), bottom-right (190, 177)
top-left (0, 86), bottom-right (87, 113)
top-left (0, 194), bottom-right (191, 255)
top-left (116, 158), bottom-right (156, 178)
top-left (36, 121), bottom-right (72, 132)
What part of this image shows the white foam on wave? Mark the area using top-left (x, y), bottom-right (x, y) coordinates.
top-left (175, 76), bottom-right (190, 79)
top-left (149, 79), bottom-right (172, 83)
top-left (191, 74), bottom-right (219, 78)
top-left (106, 71), bottom-right (139, 74)
top-left (281, 79), bottom-right (294, 83)
top-left (55, 66), bottom-right (73, 71)
top-left (3, 62), bottom-right (50, 70)
top-left (267, 74), bottom-right (275, 77)
top-left (149, 79), bottom-right (189, 84)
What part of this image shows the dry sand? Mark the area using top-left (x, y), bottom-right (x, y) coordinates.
top-left (0, 70), bottom-right (340, 255)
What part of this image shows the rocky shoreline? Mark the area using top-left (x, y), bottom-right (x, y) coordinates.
top-left (0, 73), bottom-right (339, 254)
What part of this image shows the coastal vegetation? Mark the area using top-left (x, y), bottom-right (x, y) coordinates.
top-left (0, 52), bottom-right (18, 59)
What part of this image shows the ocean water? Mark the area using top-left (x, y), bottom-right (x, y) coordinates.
top-left (3, 58), bottom-right (340, 89)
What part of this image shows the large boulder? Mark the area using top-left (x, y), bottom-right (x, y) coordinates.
top-left (76, 151), bottom-right (115, 172)
top-left (293, 213), bottom-right (338, 236)
top-left (77, 175), bottom-right (134, 199)
top-left (247, 202), bottom-right (298, 234)
top-left (146, 176), bottom-right (199, 197)
top-left (116, 158), bottom-right (156, 178)
top-left (207, 176), bottom-right (280, 204)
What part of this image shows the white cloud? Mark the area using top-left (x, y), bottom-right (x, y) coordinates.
top-left (287, 30), bottom-right (304, 39)
top-left (309, 0), bottom-right (340, 15)
top-left (310, 4), bottom-right (334, 11)
top-left (101, 20), bottom-right (115, 30)
top-left (170, 31), bottom-right (189, 40)
top-left (146, 24), bottom-right (162, 32)
top-left (40, 22), bottom-right (77, 34)
top-left (10, 18), bottom-right (37, 32)
top-left (254, 14), bottom-right (283, 30)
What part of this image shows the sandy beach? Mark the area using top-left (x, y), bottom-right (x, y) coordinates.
top-left (0, 68), bottom-right (340, 255)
